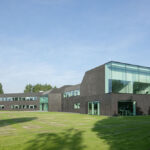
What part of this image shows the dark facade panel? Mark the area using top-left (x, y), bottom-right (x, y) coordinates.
top-left (110, 93), bottom-right (150, 116)
top-left (80, 65), bottom-right (105, 96)
top-left (64, 84), bottom-right (80, 92)
top-left (62, 94), bottom-right (112, 116)
top-left (51, 86), bottom-right (72, 94)
top-left (62, 93), bottom-right (150, 116)
top-left (0, 92), bottom-right (43, 98)
top-left (48, 93), bottom-right (62, 112)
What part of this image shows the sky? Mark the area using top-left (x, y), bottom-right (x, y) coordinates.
top-left (0, 0), bottom-right (150, 93)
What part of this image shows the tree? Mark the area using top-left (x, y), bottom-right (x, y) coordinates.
top-left (24, 84), bottom-right (53, 93)
top-left (0, 83), bottom-right (4, 94)
top-left (24, 84), bottom-right (33, 93)
top-left (32, 84), bottom-right (42, 93)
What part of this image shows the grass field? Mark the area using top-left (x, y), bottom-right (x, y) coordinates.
top-left (0, 112), bottom-right (150, 150)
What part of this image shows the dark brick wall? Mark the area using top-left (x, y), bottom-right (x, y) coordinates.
top-left (111, 93), bottom-right (150, 115)
top-left (80, 65), bottom-right (105, 96)
top-left (62, 93), bottom-right (150, 116)
top-left (0, 92), bottom-right (42, 98)
top-left (48, 93), bottom-right (62, 112)
top-left (0, 100), bottom-right (40, 111)
top-left (62, 94), bottom-right (112, 116)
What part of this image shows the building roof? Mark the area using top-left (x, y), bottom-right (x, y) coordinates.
top-left (0, 92), bottom-right (43, 97)
top-left (64, 84), bottom-right (80, 92)
top-left (105, 61), bottom-right (150, 70)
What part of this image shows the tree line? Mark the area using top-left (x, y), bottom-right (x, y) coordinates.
top-left (24, 84), bottom-right (56, 93)
top-left (0, 83), bottom-right (56, 94)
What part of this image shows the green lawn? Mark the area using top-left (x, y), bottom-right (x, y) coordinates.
top-left (0, 112), bottom-right (150, 150)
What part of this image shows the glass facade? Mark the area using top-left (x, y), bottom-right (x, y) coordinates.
top-left (105, 62), bottom-right (150, 94)
top-left (63, 89), bottom-right (80, 98)
top-left (88, 101), bottom-right (100, 115)
top-left (40, 96), bottom-right (48, 111)
top-left (0, 97), bottom-right (38, 102)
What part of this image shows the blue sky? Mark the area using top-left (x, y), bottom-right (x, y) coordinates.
top-left (0, 0), bottom-right (150, 93)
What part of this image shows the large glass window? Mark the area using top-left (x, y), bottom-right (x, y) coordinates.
top-left (88, 101), bottom-right (100, 115)
top-left (105, 62), bottom-right (150, 94)
top-left (40, 96), bottom-right (48, 111)
top-left (40, 96), bottom-right (48, 103)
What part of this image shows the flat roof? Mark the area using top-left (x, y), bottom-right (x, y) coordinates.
top-left (105, 61), bottom-right (150, 70)
top-left (0, 92), bottom-right (43, 97)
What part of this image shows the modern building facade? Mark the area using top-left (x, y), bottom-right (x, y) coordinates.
top-left (1, 61), bottom-right (150, 116)
top-left (0, 92), bottom-right (50, 111)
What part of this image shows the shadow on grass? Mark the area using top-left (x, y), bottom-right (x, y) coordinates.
top-left (0, 117), bottom-right (37, 127)
top-left (24, 129), bottom-right (86, 150)
top-left (92, 116), bottom-right (150, 150)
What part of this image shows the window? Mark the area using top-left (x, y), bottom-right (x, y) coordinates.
top-left (32, 97), bottom-right (37, 101)
top-left (25, 97), bottom-right (30, 101)
top-left (40, 96), bottom-right (48, 103)
top-left (63, 93), bottom-right (67, 98)
top-left (0, 105), bottom-right (4, 109)
top-left (29, 105), bottom-right (34, 109)
top-left (64, 89), bottom-right (80, 98)
top-left (7, 97), bottom-right (13, 101)
top-left (22, 105), bottom-right (26, 109)
top-left (14, 97), bottom-right (18, 101)
top-left (3, 98), bottom-right (6, 101)
top-left (74, 103), bottom-right (80, 109)
top-left (71, 91), bottom-right (74, 96)
top-left (105, 62), bottom-right (150, 94)
top-left (14, 105), bottom-right (19, 109)
top-left (11, 105), bottom-right (19, 109)
top-left (22, 97), bottom-right (25, 101)
top-left (0, 97), bottom-right (13, 101)
top-left (0, 96), bottom-right (38, 102)
top-left (30, 97), bottom-right (33, 101)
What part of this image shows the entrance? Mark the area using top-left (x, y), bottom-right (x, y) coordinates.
top-left (118, 101), bottom-right (136, 116)
top-left (40, 103), bottom-right (48, 111)
top-left (40, 96), bottom-right (48, 111)
top-left (88, 101), bottom-right (100, 115)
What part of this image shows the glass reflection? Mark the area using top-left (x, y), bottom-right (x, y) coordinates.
top-left (105, 62), bottom-right (150, 94)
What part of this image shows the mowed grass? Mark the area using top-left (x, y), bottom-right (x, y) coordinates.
top-left (0, 112), bottom-right (150, 150)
